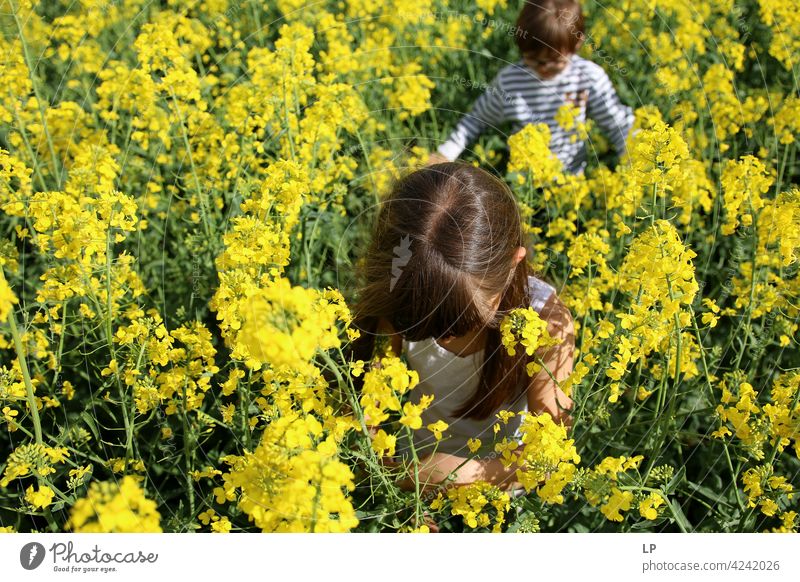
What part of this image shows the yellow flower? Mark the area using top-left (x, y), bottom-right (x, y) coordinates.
top-left (371, 429), bottom-right (397, 458)
top-left (507, 412), bottom-right (581, 504)
top-left (638, 492), bottom-right (666, 520)
top-left (400, 395), bottom-right (434, 430)
top-left (426, 420), bottom-right (448, 441)
top-left (601, 487), bottom-right (634, 522)
top-left (221, 414), bottom-right (358, 532)
top-left (1, 444), bottom-right (71, 487)
top-left (0, 270), bottom-right (19, 323)
top-left (25, 485), bottom-right (55, 510)
top-left (350, 359), bottom-right (365, 377)
top-left (198, 509), bottom-right (217, 526)
top-left (720, 156), bottom-right (773, 236)
top-left (211, 517), bottom-right (232, 533)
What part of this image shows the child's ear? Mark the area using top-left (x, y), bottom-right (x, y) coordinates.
top-left (574, 34), bottom-right (585, 52)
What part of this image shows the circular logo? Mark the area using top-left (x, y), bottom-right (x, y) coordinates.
top-left (20, 542), bottom-right (46, 570)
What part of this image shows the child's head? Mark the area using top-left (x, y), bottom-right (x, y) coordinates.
top-left (351, 162), bottom-right (535, 419)
top-left (516, 0), bottom-right (585, 79)
top-left (357, 162), bottom-right (530, 341)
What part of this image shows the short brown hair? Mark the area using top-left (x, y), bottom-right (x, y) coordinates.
top-left (516, 0), bottom-right (584, 57)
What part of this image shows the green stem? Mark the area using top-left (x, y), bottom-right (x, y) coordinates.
top-left (11, 1), bottom-right (63, 187)
top-left (181, 377), bottom-right (196, 517)
top-left (166, 85), bottom-right (214, 243)
top-left (7, 304), bottom-right (43, 445)
top-left (104, 228), bottom-right (134, 466)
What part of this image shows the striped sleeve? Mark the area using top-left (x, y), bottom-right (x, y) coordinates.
top-left (437, 72), bottom-right (507, 161)
top-left (585, 65), bottom-right (634, 158)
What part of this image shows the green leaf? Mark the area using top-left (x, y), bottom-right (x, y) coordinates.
top-left (80, 411), bottom-right (100, 441)
top-left (685, 479), bottom-right (733, 508)
top-left (664, 465), bottom-right (686, 495)
top-left (669, 499), bottom-right (693, 532)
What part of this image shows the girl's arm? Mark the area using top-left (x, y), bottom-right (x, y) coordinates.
top-left (528, 293), bottom-right (576, 428)
top-left (392, 450), bottom-right (522, 494)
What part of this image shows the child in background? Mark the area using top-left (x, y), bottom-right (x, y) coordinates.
top-left (349, 162), bottom-right (575, 499)
top-left (428, 0), bottom-right (634, 174)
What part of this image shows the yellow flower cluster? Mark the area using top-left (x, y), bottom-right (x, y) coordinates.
top-left (605, 221), bottom-right (699, 401)
top-left (381, 62), bottom-right (436, 121)
top-left (507, 123), bottom-right (565, 188)
top-left (431, 481), bottom-right (511, 532)
top-left (700, 65), bottom-right (767, 147)
top-left (497, 412), bottom-right (580, 504)
top-left (763, 372), bottom-right (800, 458)
top-left (638, 491), bottom-right (667, 521)
top-left (25, 484), bottom-right (55, 510)
top-left (371, 429), bottom-right (397, 458)
top-left (582, 455), bottom-right (648, 522)
top-left (66, 475), bottom-right (162, 532)
top-left (499, 307), bottom-right (562, 373)
top-left (758, 0), bottom-right (800, 70)
top-left (237, 277), bottom-right (346, 372)
top-left (197, 508), bottom-right (232, 533)
top-left (757, 189), bottom-right (800, 268)
top-left (555, 103), bottom-right (590, 143)
top-left (711, 375), bottom-right (768, 459)
top-left (713, 371), bottom-right (800, 461)
top-left (217, 414), bottom-right (358, 532)
top-left (626, 107), bottom-right (690, 193)
top-left (0, 443), bottom-right (70, 487)
top-left (769, 96), bottom-right (800, 145)
top-left (769, 510), bottom-right (798, 533)
top-left (358, 355), bottom-right (422, 427)
top-left (742, 464), bottom-right (794, 518)
top-left (720, 155), bottom-right (773, 236)
top-left (0, 270), bottom-right (18, 323)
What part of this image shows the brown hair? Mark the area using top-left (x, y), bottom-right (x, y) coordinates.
top-left (348, 163), bottom-right (534, 420)
top-left (515, 0), bottom-right (584, 57)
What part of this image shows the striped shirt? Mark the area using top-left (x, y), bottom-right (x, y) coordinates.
top-left (437, 55), bottom-right (634, 174)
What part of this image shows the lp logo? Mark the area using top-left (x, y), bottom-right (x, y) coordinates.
top-left (20, 542), bottom-right (46, 570)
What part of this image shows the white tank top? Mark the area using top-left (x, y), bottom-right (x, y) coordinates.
top-left (396, 275), bottom-right (556, 460)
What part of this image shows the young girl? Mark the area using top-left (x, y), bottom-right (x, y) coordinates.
top-left (349, 162), bottom-right (575, 496)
